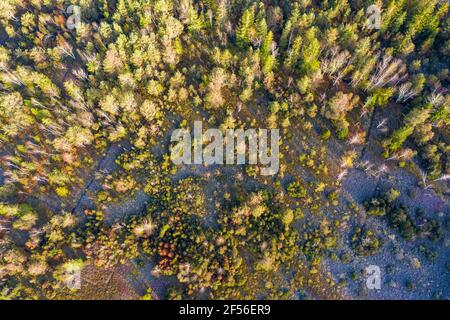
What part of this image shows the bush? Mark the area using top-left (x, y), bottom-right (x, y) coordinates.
top-left (287, 181), bottom-right (307, 198)
top-left (387, 207), bottom-right (417, 240)
top-left (365, 197), bottom-right (387, 217)
top-left (386, 188), bottom-right (401, 202)
top-left (351, 227), bottom-right (383, 257)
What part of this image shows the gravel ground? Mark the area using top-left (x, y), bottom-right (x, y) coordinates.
top-left (325, 151), bottom-right (449, 300)
top-left (105, 190), bottom-right (152, 225)
top-left (70, 142), bottom-right (128, 216)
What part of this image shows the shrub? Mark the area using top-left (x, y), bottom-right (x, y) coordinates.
top-left (287, 181), bottom-right (307, 198)
top-left (351, 227), bottom-right (383, 257)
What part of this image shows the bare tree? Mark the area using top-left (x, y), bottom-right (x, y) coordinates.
top-left (426, 89), bottom-right (446, 107)
top-left (396, 82), bottom-right (418, 102)
top-left (337, 169), bottom-right (348, 181)
top-left (321, 47), bottom-right (352, 86)
top-left (433, 174), bottom-right (450, 182)
top-left (376, 118), bottom-right (387, 129)
top-left (72, 68), bottom-right (88, 81)
top-left (368, 55), bottom-right (407, 90)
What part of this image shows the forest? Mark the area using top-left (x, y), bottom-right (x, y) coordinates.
top-left (0, 0), bottom-right (448, 300)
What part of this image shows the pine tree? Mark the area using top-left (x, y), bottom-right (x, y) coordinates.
top-left (299, 28), bottom-right (320, 75)
top-left (261, 31), bottom-right (276, 74)
top-left (284, 35), bottom-right (302, 69)
top-left (236, 6), bottom-right (255, 48)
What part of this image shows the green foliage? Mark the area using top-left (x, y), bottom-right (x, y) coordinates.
top-left (298, 28), bottom-right (320, 75)
top-left (0, 0), bottom-right (448, 301)
top-left (386, 188), bottom-right (401, 203)
top-left (387, 207), bottom-right (417, 240)
top-left (320, 129), bottom-right (331, 140)
top-left (364, 88), bottom-right (394, 109)
top-left (351, 227), bottom-right (383, 257)
top-left (236, 6), bottom-right (256, 48)
top-left (386, 126), bottom-right (414, 153)
top-left (141, 288), bottom-right (154, 300)
top-left (287, 181), bottom-right (307, 198)
top-left (282, 208), bottom-right (294, 228)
